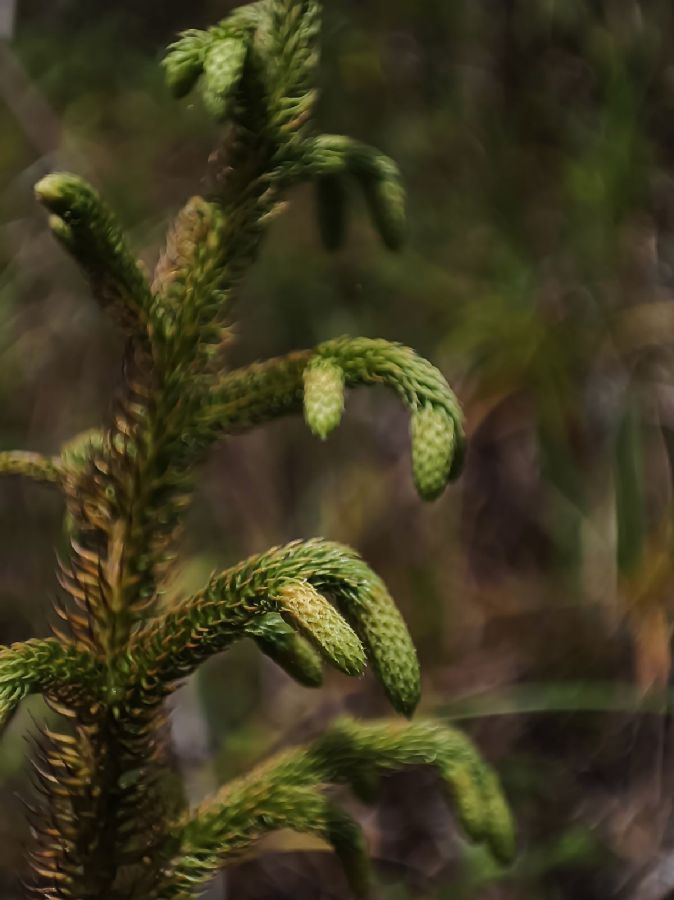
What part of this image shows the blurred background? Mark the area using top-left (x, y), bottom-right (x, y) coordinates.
top-left (3, 0), bottom-right (674, 897)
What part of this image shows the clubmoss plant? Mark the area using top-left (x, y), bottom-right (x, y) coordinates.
top-left (0, 2), bottom-right (515, 897)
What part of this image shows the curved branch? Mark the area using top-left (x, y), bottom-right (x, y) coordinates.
top-left (203, 336), bottom-right (465, 499)
top-left (0, 451), bottom-right (63, 485)
top-left (162, 784), bottom-right (368, 900)
top-left (0, 639), bottom-right (102, 730)
top-left (308, 717), bottom-right (515, 864)
top-left (124, 538), bottom-right (420, 716)
top-left (34, 173), bottom-right (152, 333)
top-left (160, 717), bottom-right (515, 896)
top-left (280, 134), bottom-right (407, 250)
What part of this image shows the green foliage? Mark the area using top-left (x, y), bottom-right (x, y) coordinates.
top-left (0, 1), bottom-right (514, 897)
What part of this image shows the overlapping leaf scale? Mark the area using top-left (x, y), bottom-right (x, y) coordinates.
top-left (303, 355), bottom-right (345, 438)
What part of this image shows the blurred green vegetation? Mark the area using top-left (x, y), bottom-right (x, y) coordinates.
top-left (3, 1), bottom-right (674, 897)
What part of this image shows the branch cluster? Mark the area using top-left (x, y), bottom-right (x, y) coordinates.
top-left (0, 2), bottom-right (513, 896)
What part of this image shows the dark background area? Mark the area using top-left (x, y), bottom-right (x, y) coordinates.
top-left (3, 1), bottom-right (674, 897)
